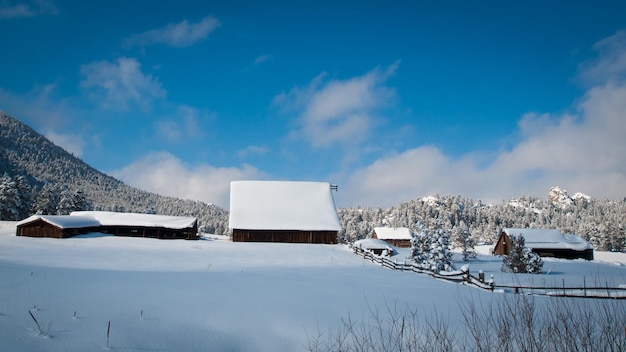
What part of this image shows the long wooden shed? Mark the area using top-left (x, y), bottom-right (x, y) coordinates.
top-left (494, 228), bottom-right (594, 260)
top-left (16, 211), bottom-right (198, 240)
top-left (228, 180), bottom-right (342, 244)
top-left (71, 211), bottom-right (198, 240)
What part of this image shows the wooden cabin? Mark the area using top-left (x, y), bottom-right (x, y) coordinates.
top-left (494, 228), bottom-right (594, 260)
top-left (372, 227), bottom-right (413, 248)
top-left (229, 180), bottom-right (341, 243)
top-left (16, 211), bottom-right (198, 240)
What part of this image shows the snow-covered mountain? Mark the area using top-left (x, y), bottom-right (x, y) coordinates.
top-left (0, 111), bottom-right (228, 233)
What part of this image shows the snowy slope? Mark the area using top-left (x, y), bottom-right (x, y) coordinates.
top-left (0, 221), bottom-right (625, 351)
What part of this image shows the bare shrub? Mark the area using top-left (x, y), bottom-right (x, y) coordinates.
top-left (459, 293), bottom-right (626, 352)
top-left (309, 294), bottom-right (626, 352)
top-left (305, 302), bottom-right (455, 352)
top-left (28, 309), bottom-right (53, 337)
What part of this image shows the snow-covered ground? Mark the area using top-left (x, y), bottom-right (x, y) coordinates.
top-left (0, 221), bottom-right (624, 351)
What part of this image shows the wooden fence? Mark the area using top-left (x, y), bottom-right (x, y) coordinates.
top-left (352, 246), bottom-right (626, 299)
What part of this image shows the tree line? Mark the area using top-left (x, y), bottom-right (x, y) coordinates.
top-left (338, 189), bottom-right (626, 252)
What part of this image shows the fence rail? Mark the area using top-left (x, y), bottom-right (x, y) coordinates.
top-left (352, 246), bottom-right (626, 299)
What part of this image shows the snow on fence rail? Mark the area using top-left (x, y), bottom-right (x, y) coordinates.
top-left (351, 245), bottom-right (626, 299)
top-left (352, 246), bottom-right (494, 291)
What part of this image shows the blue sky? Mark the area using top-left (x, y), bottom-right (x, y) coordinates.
top-left (1, 0), bottom-right (626, 208)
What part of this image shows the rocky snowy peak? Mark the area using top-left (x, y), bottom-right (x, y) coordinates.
top-left (573, 192), bottom-right (592, 202)
top-left (548, 187), bottom-right (593, 208)
top-left (548, 186), bottom-right (574, 207)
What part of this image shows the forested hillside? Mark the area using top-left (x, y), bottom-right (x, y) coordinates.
top-left (0, 111), bottom-right (228, 234)
top-left (1, 111), bottom-right (624, 250)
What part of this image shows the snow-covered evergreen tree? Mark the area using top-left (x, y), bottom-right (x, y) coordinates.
top-left (502, 235), bottom-right (543, 274)
top-left (524, 249), bottom-right (543, 274)
top-left (453, 222), bottom-right (476, 261)
top-left (57, 189), bottom-right (75, 215)
top-left (32, 184), bottom-right (59, 215)
top-left (410, 232), bottom-right (431, 266)
top-left (0, 173), bottom-right (20, 220)
top-left (71, 188), bottom-right (89, 212)
top-left (14, 175), bottom-right (32, 219)
top-left (410, 229), bottom-right (453, 272)
top-left (427, 229), bottom-right (453, 272)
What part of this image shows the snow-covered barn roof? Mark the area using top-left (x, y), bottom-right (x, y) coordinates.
top-left (373, 227), bottom-right (413, 240)
top-left (228, 180), bottom-right (342, 231)
top-left (502, 228), bottom-right (593, 251)
top-left (18, 212), bottom-right (197, 230)
top-left (70, 211), bottom-right (197, 229)
top-left (17, 214), bottom-right (101, 229)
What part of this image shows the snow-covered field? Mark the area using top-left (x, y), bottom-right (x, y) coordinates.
top-left (0, 221), bottom-right (625, 351)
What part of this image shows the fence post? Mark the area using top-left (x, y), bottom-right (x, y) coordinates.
top-left (479, 270), bottom-right (485, 283)
top-left (461, 265), bottom-right (469, 283)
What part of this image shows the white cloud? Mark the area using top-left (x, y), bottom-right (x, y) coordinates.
top-left (0, 0), bottom-right (57, 19)
top-left (79, 57), bottom-right (166, 111)
top-left (124, 16), bottom-right (220, 48)
top-left (155, 105), bottom-right (209, 143)
top-left (339, 33), bottom-right (626, 207)
top-left (237, 145), bottom-right (269, 158)
top-left (578, 30), bottom-right (626, 87)
top-left (254, 55), bottom-right (271, 65)
top-left (274, 63), bottom-right (398, 149)
top-left (110, 152), bottom-right (265, 208)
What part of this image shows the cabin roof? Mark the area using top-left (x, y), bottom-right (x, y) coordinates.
top-left (373, 227), bottom-right (413, 240)
top-left (354, 238), bottom-right (395, 251)
top-left (17, 214), bottom-right (101, 229)
top-left (502, 228), bottom-right (593, 251)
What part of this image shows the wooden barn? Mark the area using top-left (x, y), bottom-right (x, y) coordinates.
top-left (372, 227), bottom-right (413, 248)
top-left (16, 215), bottom-right (101, 239)
top-left (16, 211), bottom-right (198, 240)
top-left (71, 211), bottom-right (198, 240)
top-left (493, 228), bottom-right (594, 260)
top-left (229, 180), bottom-right (342, 244)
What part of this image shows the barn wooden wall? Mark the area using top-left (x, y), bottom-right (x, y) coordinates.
top-left (232, 229), bottom-right (338, 244)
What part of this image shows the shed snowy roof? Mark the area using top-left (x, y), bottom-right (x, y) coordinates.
top-left (502, 228), bottom-right (593, 251)
top-left (70, 211), bottom-right (197, 229)
top-left (17, 215), bottom-right (101, 229)
top-left (373, 227), bottom-right (413, 240)
top-left (228, 180), bottom-right (342, 231)
top-left (354, 238), bottom-right (395, 251)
